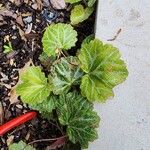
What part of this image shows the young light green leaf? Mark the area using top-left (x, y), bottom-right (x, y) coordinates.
top-left (3, 42), bottom-right (13, 54)
top-left (65, 0), bottom-right (96, 6)
top-left (50, 56), bottom-right (84, 95)
top-left (56, 92), bottom-right (100, 148)
top-left (16, 66), bottom-right (51, 105)
top-left (31, 95), bottom-right (56, 119)
top-left (78, 39), bottom-right (128, 102)
top-left (65, 0), bottom-right (81, 4)
top-left (42, 23), bottom-right (77, 57)
top-left (87, 0), bottom-right (97, 7)
top-left (71, 5), bottom-right (94, 25)
top-left (81, 34), bottom-right (94, 47)
top-left (9, 141), bottom-right (35, 150)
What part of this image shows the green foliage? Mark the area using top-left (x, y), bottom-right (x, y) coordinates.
top-left (16, 66), bottom-right (51, 105)
top-left (3, 42), bottom-right (13, 54)
top-left (56, 92), bottom-right (100, 148)
top-left (87, 0), bottom-right (97, 7)
top-left (50, 56), bottom-right (84, 95)
top-left (9, 141), bottom-right (35, 150)
top-left (78, 39), bottom-right (128, 102)
top-left (71, 5), bottom-right (94, 25)
top-left (65, 0), bottom-right (81, 4)
top-left (39, 52), bottom-right (56, 70)
top-left (81, 34), bottom-right (94, 47)
top-left (31, 95), bottom-right (56, 119)
top-left (15, 1), bottom-right (129, 148)
top-left (42, 23), bottom-right (77, 57)
top-left (65, 0), bottom-right (96, 7)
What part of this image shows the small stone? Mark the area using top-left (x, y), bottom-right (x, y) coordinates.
top-left (16, 104), bottom-right (23, 109)
top-left (23, 16), bottom-right (32, 24)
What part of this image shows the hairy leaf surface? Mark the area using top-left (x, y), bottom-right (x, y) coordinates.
top-left (31, 95), bottom-right (56, 119)
top-left (50, 56), bottom-right (84, 95)
top-left (71, 5), bottom-right (94, 25)
top-left (42, 23), bottom-right (77, 57)
top-left (9, 141), bottom-right (35, 150)
top-left (56, 92), bottom-right (100, 148)
top-left (78, 39), bottom-right (128, 102)
top-left (16, 66), bottom-right (51, 105)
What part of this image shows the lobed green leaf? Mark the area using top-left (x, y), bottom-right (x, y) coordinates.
top-left (70, 5), bottom-right (94, 25)
top-left (31, 95), bottom-right (56, 119)
top-left (16, 66), bottom-right (51, 105)
top-left (56, 92), bottom-right (100, 148)
top-left (42, 23), bottom-right (77, 57)
top-left (9, 141), bottom-right (35, 150)
top-left (50, 56), bottom-right (84, 95)
top-left (78, 39), bottom-right (128, 102)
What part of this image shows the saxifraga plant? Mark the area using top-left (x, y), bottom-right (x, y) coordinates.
top-left (10, 0), bottom-right (128, 149)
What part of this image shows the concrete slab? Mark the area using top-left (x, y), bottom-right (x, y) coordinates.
top-left (89, 0), bottom-right (150, 150)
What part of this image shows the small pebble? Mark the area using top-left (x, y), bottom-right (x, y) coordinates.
top-left (23, 16), bottom-right (32, 24)
top-left (16, 104), bottom-right (23, 109)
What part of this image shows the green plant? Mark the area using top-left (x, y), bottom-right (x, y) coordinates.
top-left (16, 32), bottom-right (128, 148)
top-left (70, 4), bottom-right (94, 25)
top-left (3, 42), bottom-right (13, 54)
top-left (42, 23), bottom-right (77, 57)
top-left (9, 141), bottom-right (35, 150)
top-left (15, 0), bottom-right (128, 149)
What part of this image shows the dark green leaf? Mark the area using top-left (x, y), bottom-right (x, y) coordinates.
top-left (31, 95), bottom-right (56, 119)
top-left (50, 56), bottom-right (84, 95)
top-left (56, 92), bottom-right (100, 148)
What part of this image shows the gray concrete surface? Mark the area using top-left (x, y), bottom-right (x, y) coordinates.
top-left (89, 0), bottom-right (150, 150)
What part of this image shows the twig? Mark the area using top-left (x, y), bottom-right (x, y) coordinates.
top-left (107, 28), bottom-right (122, 41)
top-left (0, 102), bottom-right (4, 125)
top-left (48, 121), bottom-right (64, 135)
top-left (28, 135), bottom-right (68, 145)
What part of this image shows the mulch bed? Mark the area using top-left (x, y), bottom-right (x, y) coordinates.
top-left (0, 0), bottom-right (96, 149)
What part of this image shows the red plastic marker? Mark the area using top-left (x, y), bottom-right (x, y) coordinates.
top-left (0, 111), bottom-right (37, 136)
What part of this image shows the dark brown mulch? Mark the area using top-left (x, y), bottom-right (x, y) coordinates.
top-left (0, 0), bottom-right (96, 149)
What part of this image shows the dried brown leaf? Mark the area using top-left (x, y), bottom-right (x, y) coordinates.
top-left (16, 15), bottom-right (24, 27)
top-left (0, 10), bottom-right (17, 19)
top-left (50, 0), bottom-right (66, 10)
top-left (9, 0), bottom-right (22, 6)
top-left (17, 26), bottom-right (27, 42)
top-left (6, 135), bottom-right (14, 146)
top-left (36, 0), bottom-right (43, 10)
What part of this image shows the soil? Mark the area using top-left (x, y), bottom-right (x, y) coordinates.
top-left (0, 0), bottom-right (96, 149)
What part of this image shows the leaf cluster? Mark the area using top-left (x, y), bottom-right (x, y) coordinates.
top-left (15, 0), bottom-right (128, 149)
